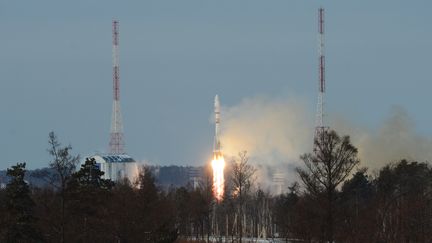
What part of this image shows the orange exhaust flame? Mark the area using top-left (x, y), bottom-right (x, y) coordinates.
top-left (211, 154), bottom-right (225, 202)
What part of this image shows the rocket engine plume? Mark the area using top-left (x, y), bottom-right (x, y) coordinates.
top-left (212, 155), bottom-right (225, 202)
top-left (212, 95), bottom-right (225, 202)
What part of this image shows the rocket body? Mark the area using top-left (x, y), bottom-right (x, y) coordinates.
top-left (214, 95), bottom-right (222, 157)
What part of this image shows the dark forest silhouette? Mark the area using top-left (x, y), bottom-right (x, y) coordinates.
top-left (1, 131), bottom-right (432, 243)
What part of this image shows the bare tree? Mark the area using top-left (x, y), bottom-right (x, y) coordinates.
top-left (297, 129), bottom-right (359, 243)
top-left (231, 151), bottom-right (256, 242)
top-left (199, 164), bottom-right (213, 242)
top-left (47, 131), bottom-right (80, 243)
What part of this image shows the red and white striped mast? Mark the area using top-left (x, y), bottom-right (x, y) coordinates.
top-left (314, 7), bottom-right (328, 142)
top-left (109, 19), bottom-right (125, 154)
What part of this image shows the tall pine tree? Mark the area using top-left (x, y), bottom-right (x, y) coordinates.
top-left (2, 163), bottom-right (43, 243)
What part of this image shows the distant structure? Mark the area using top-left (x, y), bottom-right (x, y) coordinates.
top-left (188, 167), bottom-right (202, 189)
top-left (92, 154), bottom-right (137, 182)
top-left (272, 172), bottom-right (286, 195)
top-left (110, 19), bottom-right (124, 154)
top-left (314, 7), bottom-right (329, 143)
top-left (91, 20), bottom-right (137, 182)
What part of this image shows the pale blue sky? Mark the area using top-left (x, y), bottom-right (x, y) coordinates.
top-left (0, 1), bottom-right (431, 169)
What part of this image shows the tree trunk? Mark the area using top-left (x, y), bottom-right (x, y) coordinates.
top-left (327, 188), bottom-right (334, 243)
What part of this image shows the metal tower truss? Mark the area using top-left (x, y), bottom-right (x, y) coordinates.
top-left (109, 20), bottom-right (125, 154)
top-left (314, 7), bottom-right (329, 145)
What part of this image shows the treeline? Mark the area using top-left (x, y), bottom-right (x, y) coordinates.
top-left (1, 131), bottom-right (432, 242)
top-left (0, 165), bottom-right (204, 189)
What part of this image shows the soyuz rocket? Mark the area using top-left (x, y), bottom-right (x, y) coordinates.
top-left (213, 95), bottom-right (222, 158)
top-left (212, 95), bottom-right (225, 202)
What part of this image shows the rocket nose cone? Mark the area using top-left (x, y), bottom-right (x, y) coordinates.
top-left (214, 95), bottom-right (220, 108)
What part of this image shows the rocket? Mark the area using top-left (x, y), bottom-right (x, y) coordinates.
top-left (214, 95), bottom-right (222, 157)
top-left (211, 95), bottom-right (225, 202)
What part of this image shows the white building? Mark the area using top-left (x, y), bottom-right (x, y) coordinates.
top-left (188, 167), bottom-right (202, 189)
top-left (91, 154), bottom-right (138, 183)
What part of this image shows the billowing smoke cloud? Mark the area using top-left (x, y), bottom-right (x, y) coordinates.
top-left (219, 96), bottom-right (432, 193)
top-left (220, 95), bottom-right (313, 192)
top-left (333, 106), bottom-right (432, 171)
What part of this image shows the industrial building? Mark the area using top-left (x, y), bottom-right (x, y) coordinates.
top-left (91, 154), bottom-right (138, 182)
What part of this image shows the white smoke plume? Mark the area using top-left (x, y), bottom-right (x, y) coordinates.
top-left (333, 106), bottom-right (432, 171)
top-left (220, 95), bottom-right (313, 192)
top-left (219, 96), bottom-right (432, 193)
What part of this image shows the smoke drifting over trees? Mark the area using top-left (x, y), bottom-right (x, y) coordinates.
top-left (335, 106), bottom-right (432, 170)
top-left (221, 95), bottom-right (312, 190)
top-left (221, 95), bottom-right (432, 190)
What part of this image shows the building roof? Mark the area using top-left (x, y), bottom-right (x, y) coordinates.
top-left (98, 154), bottom-right (136, 163)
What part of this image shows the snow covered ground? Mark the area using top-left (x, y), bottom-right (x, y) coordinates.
top-left (184, 237), bottom-right (293, 242)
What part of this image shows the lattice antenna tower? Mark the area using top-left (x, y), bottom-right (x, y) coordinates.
top-left (109, 19), bottom-right (125, 154)
top-left (314, 7), bottom-right (328, 143)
